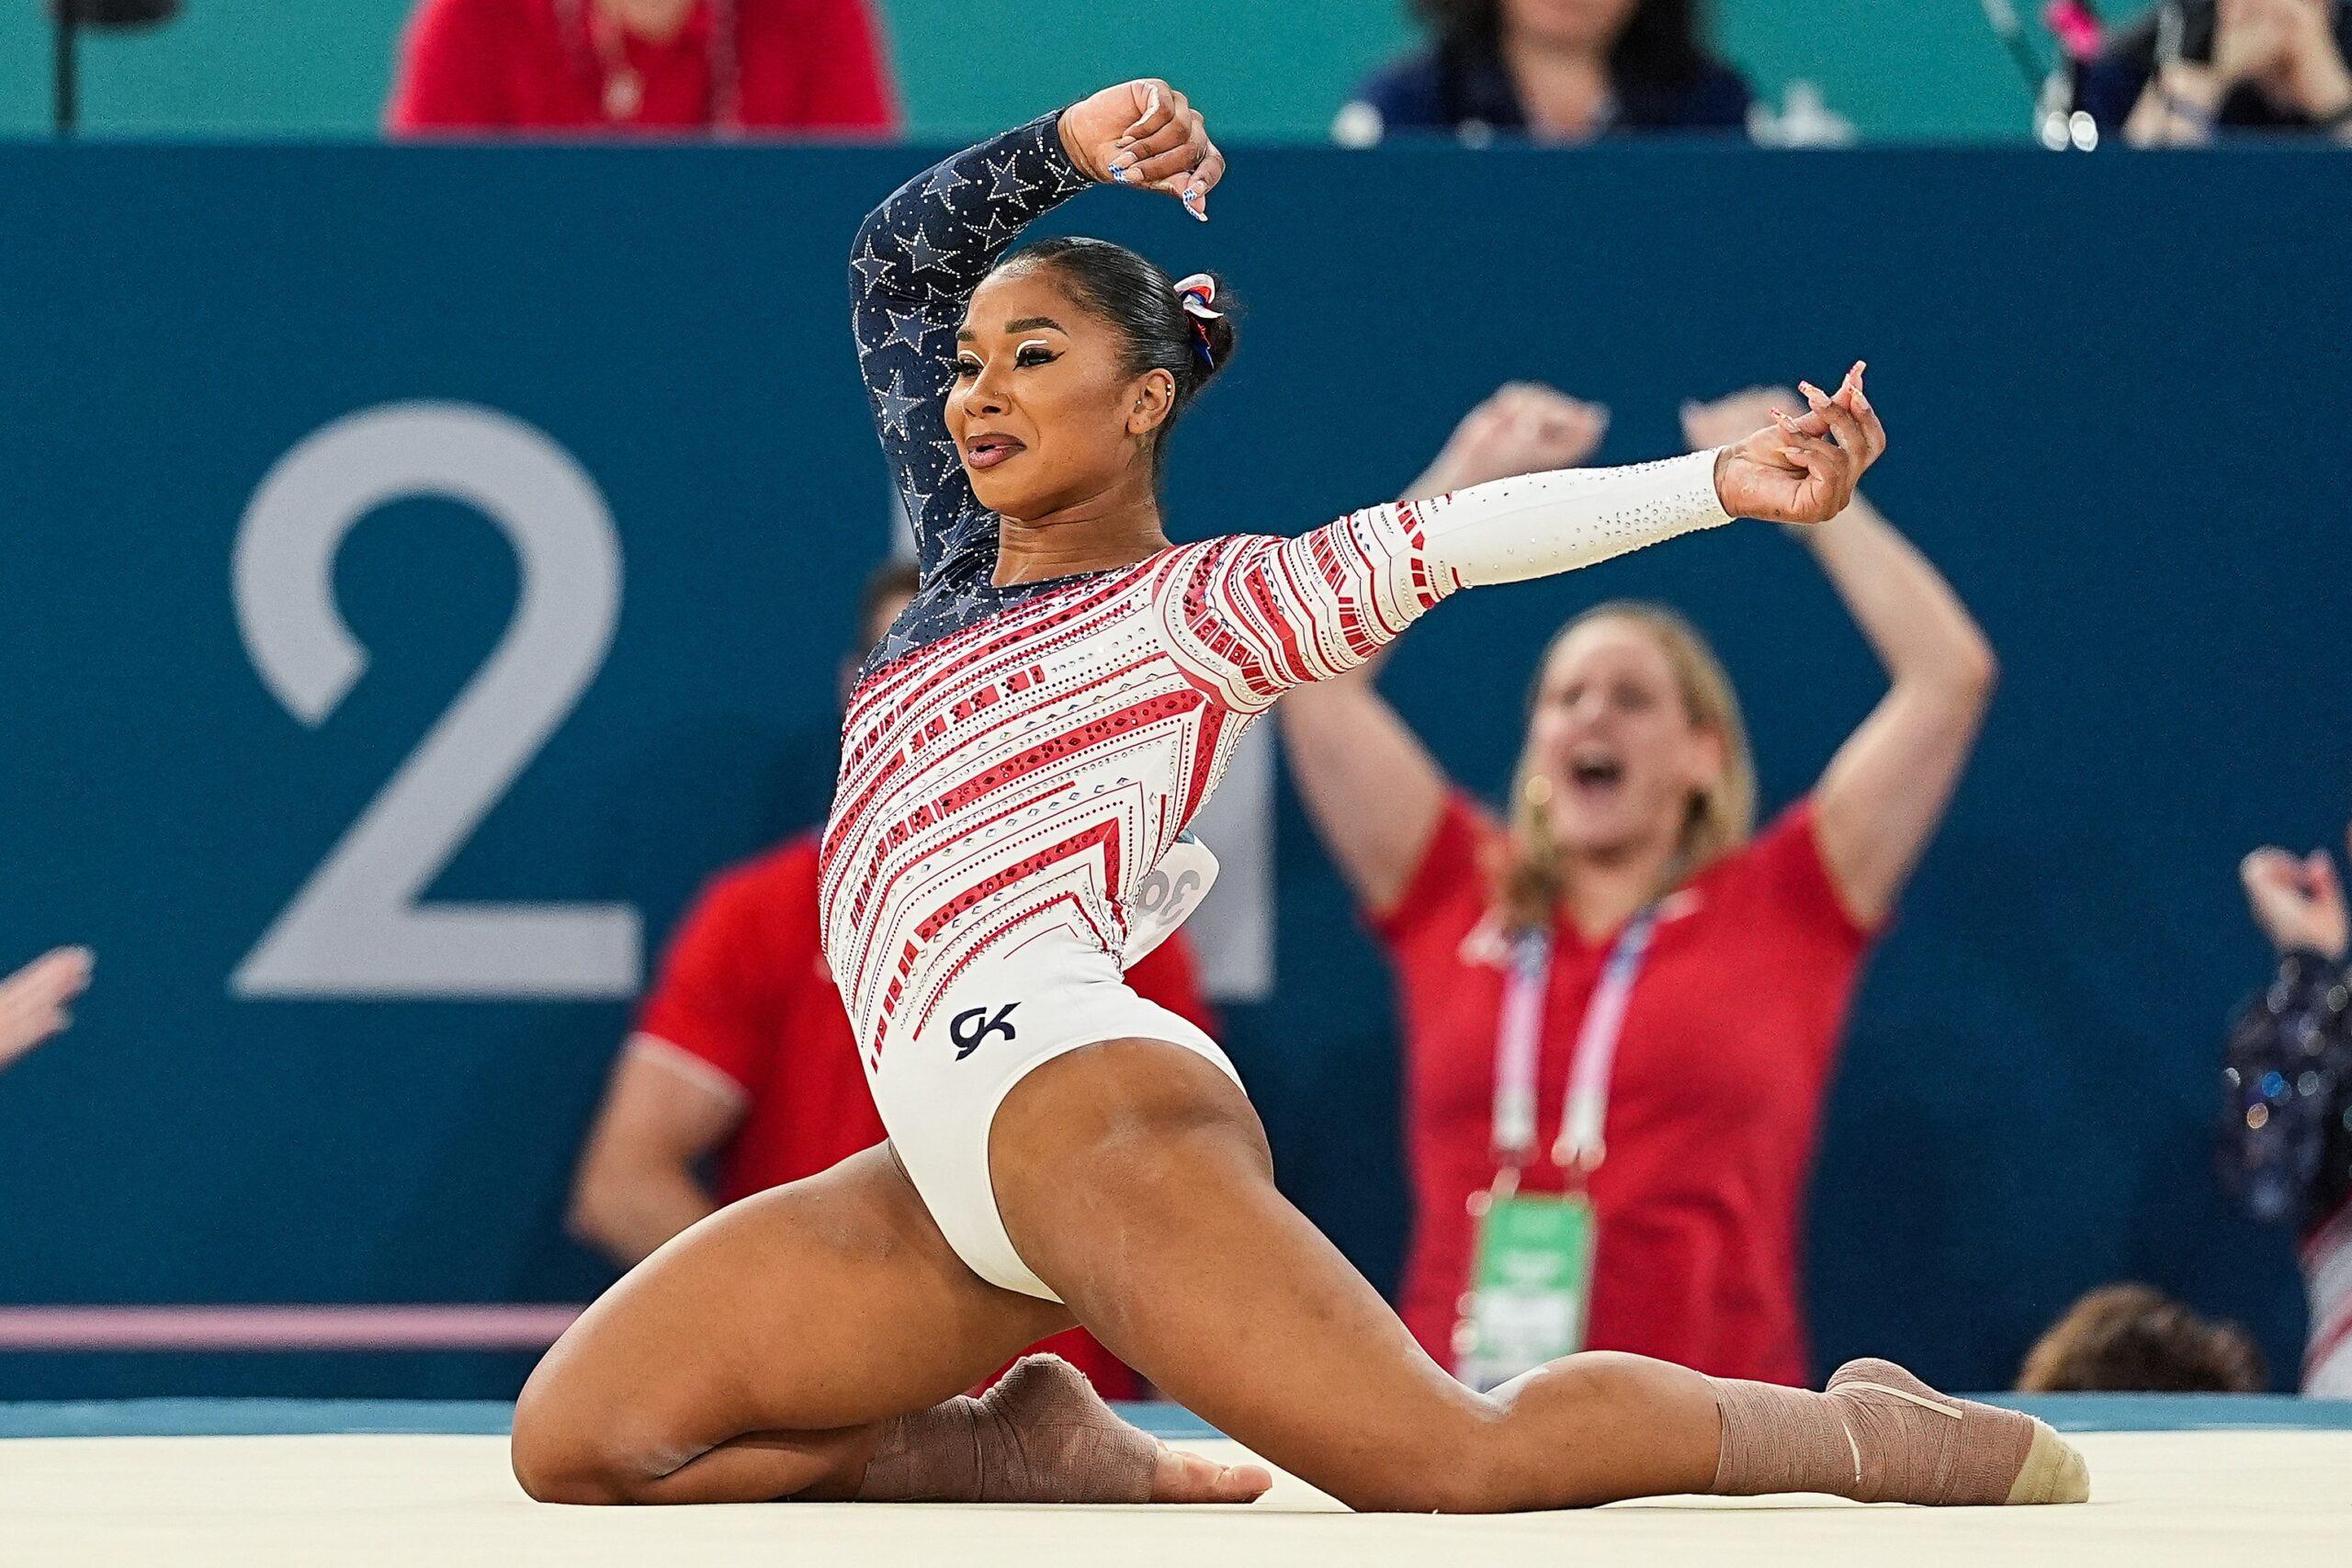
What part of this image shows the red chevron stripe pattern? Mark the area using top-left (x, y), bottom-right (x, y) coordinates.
top-left (818, 505), bottom-right (1450, 1071)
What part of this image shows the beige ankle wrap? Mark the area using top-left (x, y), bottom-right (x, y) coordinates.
top-left (1708, 1358), bottom-right (2087, 1506)
top-left (854, 1354), bottom-right (1160, 1504)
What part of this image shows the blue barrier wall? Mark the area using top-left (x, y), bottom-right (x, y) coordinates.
top-left (2, 140), bottom-right (2346, 1398)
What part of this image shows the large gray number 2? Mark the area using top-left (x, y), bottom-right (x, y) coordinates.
top-left (231, 403), bottom-right (640, 999)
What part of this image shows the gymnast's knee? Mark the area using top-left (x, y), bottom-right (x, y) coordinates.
top-left (510, 1426), bottom-right (678, 1505)
top-left (510, 1378), bottom-right (670, 1505)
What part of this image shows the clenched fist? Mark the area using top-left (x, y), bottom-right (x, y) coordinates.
top-left (1058, 79), bottom-right (1225, 220)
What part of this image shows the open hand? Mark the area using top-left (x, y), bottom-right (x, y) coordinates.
top-left (2213, 0), bottom-right (2298, 85)
top-left (0, 946), bottom-right (92, 1072)
top-left (2266, 0), bottom-right (2352, 117)
top-left (2241, 840), bottom-right (2350, 959)
top-left (1422, 383), bottom-right (1609, 493)
top-left (1059, 80), bottom-right (1225, 220)
top-left (1709, 362), bottom-right (1884, 525)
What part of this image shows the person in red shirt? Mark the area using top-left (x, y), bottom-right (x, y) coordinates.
top-left (566, 560), bottom-right (1216, 1397)
top-left (386, 0), bottom-right (898, 137)
top-left (1279, 383), bottom-right (1997, 1386)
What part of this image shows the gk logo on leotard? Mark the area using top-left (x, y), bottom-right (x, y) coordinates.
top-left (949, 1003), bottom-right (1019, 1061)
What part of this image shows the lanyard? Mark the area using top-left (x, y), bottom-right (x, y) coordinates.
top-left (1488, 908), bottom-right (1657, 1185)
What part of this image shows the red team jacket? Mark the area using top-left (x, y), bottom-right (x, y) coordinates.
top-left (1374, 794), bottom-right (1877, 1385)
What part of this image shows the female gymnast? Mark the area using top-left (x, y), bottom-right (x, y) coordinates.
top-left (510, 77), bottom-right (2089, 1513)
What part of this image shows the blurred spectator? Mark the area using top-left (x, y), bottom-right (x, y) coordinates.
top-left (2016, 1283), bottom-right (2268, 1393)
top-left (1278, 384), bottom-right (1994, 1383)
top-left (1335, 0), bottom-right (1750, 147)
top-left (2220, 828), bottom-right (2352, 1394)
top-left (566, 560), bottom-right (1216, 1399)
top-left (0, 947), bottom-right (92, 1074)
top-left (387, 0), bottom-right (899, 138)
top-left (1409, 381), bottom-right (1611, 491)
top-left (2081, 0), bottom-right (2352, 144)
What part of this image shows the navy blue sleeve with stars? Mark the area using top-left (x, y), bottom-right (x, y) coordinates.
top-left (850, 112), bottom-right (1097, 676)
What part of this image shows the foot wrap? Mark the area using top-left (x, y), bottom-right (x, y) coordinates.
top-left (854, 1354), bottom-right (1160, 1504)
top-left (1707, 1358), bottom-right (2088, 1506)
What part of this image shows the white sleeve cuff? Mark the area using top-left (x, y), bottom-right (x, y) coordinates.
top-left (1413, 449), bottom-right (1733, 591)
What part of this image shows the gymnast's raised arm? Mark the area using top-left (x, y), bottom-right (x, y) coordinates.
top-left (848, 82), bottom-right (1222, 582)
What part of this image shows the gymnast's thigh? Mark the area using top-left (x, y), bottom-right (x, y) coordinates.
top-left (517, 1145), bottom-right (1073, 1450)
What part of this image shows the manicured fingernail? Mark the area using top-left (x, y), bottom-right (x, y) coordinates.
top-left (1110, 153), bottom-right (1134, 172)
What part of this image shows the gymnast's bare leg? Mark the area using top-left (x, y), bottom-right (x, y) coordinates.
top-left (510, 1145), bottom-right (1267, 1505)
top-left (986, 1039), bottom-right (2086, 1513)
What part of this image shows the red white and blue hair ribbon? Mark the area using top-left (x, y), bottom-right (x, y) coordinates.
top-left (1172, 273), bottom-right (1221, 367)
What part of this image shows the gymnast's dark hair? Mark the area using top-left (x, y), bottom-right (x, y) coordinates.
top-left (1414, 0), bottom-right (1714, 89)
top-left (995, 236), bottom-right (1239, 470)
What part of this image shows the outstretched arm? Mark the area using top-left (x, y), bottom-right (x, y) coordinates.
top-left (850, 81), bottom-right (1224, 580)
top-left (1174, 366), bottom-right (1883, 717)
top-left (1686, 378), bottom-right (1994, 926)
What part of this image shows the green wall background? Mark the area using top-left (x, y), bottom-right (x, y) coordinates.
top-left (0, 1), bottom-right (2104, 141)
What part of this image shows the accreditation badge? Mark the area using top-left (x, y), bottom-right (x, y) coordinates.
top-left (1454, 1187), bottom-right (1597, 1393)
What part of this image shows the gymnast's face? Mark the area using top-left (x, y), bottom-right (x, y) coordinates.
top-left (947, 265), bottom-right (1175, 522)
top-left (1524, 615), bottom-right (1724, 862)
top-left (1503, 0), bottom-right (1644, 51)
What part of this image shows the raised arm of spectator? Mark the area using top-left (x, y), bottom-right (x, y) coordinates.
top-left (1276, 383), bottom-right (1610, 914)
top-left (1683, 386), bottom-right (1996, 929)
top-left (0, 946), bottom-right (93, 1074)
top-left (2220, 832), bottom-right (2351, 1234)
top-left (2118, 0), bottom-right (2352, 146)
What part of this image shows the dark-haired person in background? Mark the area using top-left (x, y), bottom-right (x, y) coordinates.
top-left (388, 0), bottom-right (899, 137)
top-left (1336, 0), bottom-right (1751, 146)
top-left (2016, 1284), bottom-right (2267, 1393)
top-left (2080, 0), bottom-right (2352, 144)
top-left (2222, 827), bottom-right (2352, 1394)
